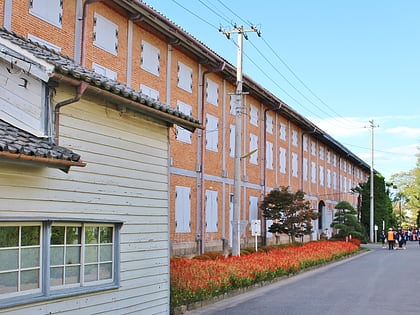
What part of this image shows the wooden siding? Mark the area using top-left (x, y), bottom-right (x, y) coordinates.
top-left (0, 87), bottom-right (171, 314)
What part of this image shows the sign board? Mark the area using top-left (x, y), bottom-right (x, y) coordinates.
top-left (251, 220), bottom-right (261, 236)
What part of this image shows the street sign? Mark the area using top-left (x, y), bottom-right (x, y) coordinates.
top-left (251, 220), bottom-right (261, 236)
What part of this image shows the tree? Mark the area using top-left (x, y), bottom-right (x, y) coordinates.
top-left (389, 148), bottom-right (420, 226)
top-left (352, 173), bottom-right (395, 237)
top-left (330, 200), bottom-right (367, 242)
top-left (261, 186), bottom-right (319, 242)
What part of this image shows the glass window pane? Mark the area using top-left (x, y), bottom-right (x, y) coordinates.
top-left (51, 246), bottom-right (64, 266)
top-left (65, 265), bottom-right (80, 284)
top-left (0, 271), bottom-right (17, 294)
top-left (84, 264), bottom-right (98, 282)
top-left (50, 267), bottom-right (63, 286)
top-left (21, 269), bottom-right (39, 291)
top-left (21, 226), bottom-right (40, 246)
top-left (100, 227), bottom-right (112, 243)
top-left (66, 246), bottom-right (80, 264)
top-left (100, 245), bottom-right (112, 262)
top-left (85, 245), bottom-right (98, 263)
top-left (66, 227), bottom-right (81, 244)
top-left (0, 249), bottom-right (18, 271)
top-left (0, 226), bottom-right (18, 247)
top-left (21, 247), bottom-right (39, 268)
top-left (85, 227), bottom-right (99, 244)
top-left (99, 263), bottom-right (112, 280)
top-left (51, 226), bottom-right (65, 245)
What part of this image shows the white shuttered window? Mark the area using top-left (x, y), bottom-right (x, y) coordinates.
top-left (249, 134), bottom-right (258, 165)
top-left (279, 147), bottom-right (286, 174)
top-left (175, 186), bottom-right (191, 233)
top-left (29, 0), bottom-right (62, 27)
top-left (93, 14), bottom-right (118, 55)
top-left (266, 141), bottom-right (273, 169)
top-left (176, 101), bottom-right (192, 144)
top-left (141, 41), bottom-right (160, 76)
top-left (205, 114), bottom-right (218, 151)
top-left (205, 190), bottom-right (218, 232)
top-left (177, 62), bottom-right (193, 93)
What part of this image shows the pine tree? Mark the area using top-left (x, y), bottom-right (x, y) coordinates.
top-left (261, 186), bottom-right (319, 242)
top-left (330, 200), bottom-right (367, 242)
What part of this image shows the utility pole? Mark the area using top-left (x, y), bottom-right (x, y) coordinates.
top-left (368, 119), bottom-right (378, 243)
top-left (220, 24), bottom-right (260, 256)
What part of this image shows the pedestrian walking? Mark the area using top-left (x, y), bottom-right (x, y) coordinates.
top-left (380, 230), bottom-right (386, 248)
top-left (387, 228), bottom-right (395, 250)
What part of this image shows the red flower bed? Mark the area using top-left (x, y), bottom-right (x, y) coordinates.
top-left (170, 241), bottom-right (359, 307)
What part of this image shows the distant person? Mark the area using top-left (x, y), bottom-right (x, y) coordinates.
top-left (380, 230), bottom-right (386, 248)
top-left (387, 228), bottom-right (395, 250)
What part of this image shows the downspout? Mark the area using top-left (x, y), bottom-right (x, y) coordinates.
top-left (80, 0), bottom-right (104, 66)
top-left (300, 128), bottom-right (316, 191)
top-left (262, 103), bottom-right (281, 246)
top-left (199, 62), bottom-right (225, 254)
top-left (54, 82), bottom-right (88, 144)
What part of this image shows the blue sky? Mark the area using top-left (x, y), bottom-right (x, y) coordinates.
top-left (143, 0), bottom-right (420, 181)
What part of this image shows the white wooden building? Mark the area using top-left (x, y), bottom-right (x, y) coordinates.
top-left (0, 28), bottom-right (200, 314)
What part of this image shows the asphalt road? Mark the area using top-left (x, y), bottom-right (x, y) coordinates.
top-left (186, 241), bottom-right (420, 315)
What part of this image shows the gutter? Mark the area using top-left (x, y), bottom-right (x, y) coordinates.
top-left (50, 73), bottom-right (203, 132)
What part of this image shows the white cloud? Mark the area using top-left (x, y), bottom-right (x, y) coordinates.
top-left (385, 126), bottom-right (420, 138)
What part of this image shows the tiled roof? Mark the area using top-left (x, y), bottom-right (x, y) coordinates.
top-left (0, 119), bottom-right (85, 173)
top-left (0, 27), bottom-right (202, 131)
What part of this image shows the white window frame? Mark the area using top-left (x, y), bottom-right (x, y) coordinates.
top-left (205, 190), bottom-right (218, 232)
top-left (230, 95), bottom-right (237, 115)
top-left (266, 141), bottom-right (273, 170)
top-left (0, 220), bottom-right (121, 308)
top-left (176, 101), bottom-right (192, 144)
top-left (175, 186), bottom-right (191, 233)
top-left (206, 79), bottom-right (219, 106)
top-left (249, 134), bottom-right (258, 165)
top-left (177, 62), bottom-right (193, 93)
top-left (333, 171), bottom-right (337, 190)
top-left (311, 161), bottom-right (317, 184)
top-left (327, 150), bottom-right (331, 164)
top-left (29, 0), bottom-right (62, 28)
top-left (92, 63), bottom-right (117, 81)
top-left (279, 123), bottom-right (286, 141)
top-left (292, 130), bottom-right (298, 147)
top-left (311, 141), bottom-right (316, 156)
top-left (205, 114), bottom-right (219, 152)
top-left (250, 104), bottom-right (258, 126)
top-left (93, 13), bottom-right (118, 56)
top-left (292, 153), bottom-right (298, 178)
top-left (303, 135), bottom-right (308, 152)
top-left (140, 84), bottom-right (160, 101)
top-left (319, 165), bottom-right (324, 186)
top-left (266, 114), bottom-right (273, 134)
top-left (140, 40), bottom-right (160, 76)
top-left (279, 147), bottom-right (286, 174)
top-left (249, 196), bottom-right (259, 231)
top-left (327, 169), bottom-right (331, 188)
top-left (319, 146), bottom-right (325, 160)
top-left (229, 125), bottom-right (236, 158)
top-left (303, 157), bottom-right (308, 181)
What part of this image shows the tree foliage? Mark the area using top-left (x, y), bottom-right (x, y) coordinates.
top-left (352, 173), bottom-right (395, 236)
top-left (330, 200), bottom-right (367, 242)
top-left (261, 186), bottom-right (319, 242)
top-left (389, 148), bottom-right (420, 226)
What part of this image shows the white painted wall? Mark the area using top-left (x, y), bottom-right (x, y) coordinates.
top-left (0, 87), bottom-right (171, 314)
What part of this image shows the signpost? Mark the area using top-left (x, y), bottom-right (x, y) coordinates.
top-left (251, 220), bottom-right (261, 252)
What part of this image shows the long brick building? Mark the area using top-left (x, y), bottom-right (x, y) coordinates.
top-left (1, 0), bottom-right (370, 260)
